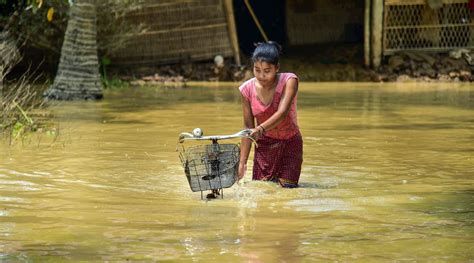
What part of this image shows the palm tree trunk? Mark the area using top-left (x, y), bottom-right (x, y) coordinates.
top-left (44, 0), bottom-right (103, 100)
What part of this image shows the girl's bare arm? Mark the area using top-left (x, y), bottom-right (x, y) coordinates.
top-left (240, 94), bottom-right (255, 164)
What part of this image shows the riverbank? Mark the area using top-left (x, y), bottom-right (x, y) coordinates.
top-left (110, 44), bottom-right (473, 86)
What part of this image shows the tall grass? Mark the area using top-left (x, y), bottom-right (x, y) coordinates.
top-left (1, 30), bottom-right (58, 145)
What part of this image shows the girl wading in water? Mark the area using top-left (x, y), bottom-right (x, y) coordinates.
top-left (238, 41), bottom-right (303, 188)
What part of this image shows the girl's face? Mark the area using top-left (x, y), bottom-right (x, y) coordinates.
top-left (253, 61), bottom-right (279, 86)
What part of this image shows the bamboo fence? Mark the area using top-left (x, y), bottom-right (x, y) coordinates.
top-left (108, 0), bottom-right (235, 66)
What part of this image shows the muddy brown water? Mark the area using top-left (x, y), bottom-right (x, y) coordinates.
top-left (1, 82), bottom-right (473, 261)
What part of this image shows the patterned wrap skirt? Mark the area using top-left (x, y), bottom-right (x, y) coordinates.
top-left (252, 132), bottom-right (303, 187)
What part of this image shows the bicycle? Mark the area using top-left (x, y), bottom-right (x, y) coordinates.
top-left (177, 129), bottom-right (256, 199)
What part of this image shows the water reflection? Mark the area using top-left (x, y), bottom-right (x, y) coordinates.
top-left (0, 82), bottom-right (473, 261)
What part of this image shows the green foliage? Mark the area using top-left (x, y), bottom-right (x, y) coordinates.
top-left (102, 75), bottom-right (129, 89)
top-left (13, 100), bottom-right (34, 125)
top-left (11, 122), bottom-right (25, 139)
top-left (100, 56), bottom-right (110, 87)
top-left (100, 56), bottom-right (111, 78)
top-left (2, 0), bottom-right (69, 69)
top-left (101, 56), bottom-right (111, 67)
top-left (2, 100), bottom-right (40, 142)
top-left (1, 86), bottom-right (58, 144)
top-left (2, 0), bottom-right (147, 70)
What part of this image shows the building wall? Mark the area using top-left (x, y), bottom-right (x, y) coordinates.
top-left (286, 0), bottom-right (365, 45)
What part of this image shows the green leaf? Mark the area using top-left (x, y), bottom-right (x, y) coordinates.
top-left (101, 57), bottom-right (111, 66)
top-left (12, 122), bottom-right (25, 139)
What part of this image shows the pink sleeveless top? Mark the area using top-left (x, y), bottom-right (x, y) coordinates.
top-left (239, 72), bottom-right (299, 140)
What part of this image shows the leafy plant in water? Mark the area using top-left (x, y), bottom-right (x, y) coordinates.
top-left (101, 56), bottom-right (111, 87)
top-left (11, 121), bottom-right (25, 140)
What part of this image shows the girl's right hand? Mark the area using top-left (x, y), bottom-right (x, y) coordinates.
top-left (238, 162), bottom-right (247, 181)
top-left (249, 128), bottom-right (260, 140)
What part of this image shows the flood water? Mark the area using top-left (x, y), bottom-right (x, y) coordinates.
top-left (1, 82), bottom-right (473, 261)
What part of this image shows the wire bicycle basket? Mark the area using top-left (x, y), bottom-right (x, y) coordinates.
top-left (177, 129), bottom-right (254, 199)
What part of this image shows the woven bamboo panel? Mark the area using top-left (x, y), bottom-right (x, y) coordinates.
top-left (383, 0), bottom-right (473, 54)
top-left (109, 0), bottom-right (233, 66)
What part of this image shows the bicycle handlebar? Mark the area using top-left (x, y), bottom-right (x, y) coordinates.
top-left (178, 129), bottom-right (255, 144)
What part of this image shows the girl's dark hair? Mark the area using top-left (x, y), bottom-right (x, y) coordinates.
top-left (251, 41), bottom-right (282, 65)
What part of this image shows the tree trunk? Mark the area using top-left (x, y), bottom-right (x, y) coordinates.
top-left (43, 0), bottom-right (103, 100)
